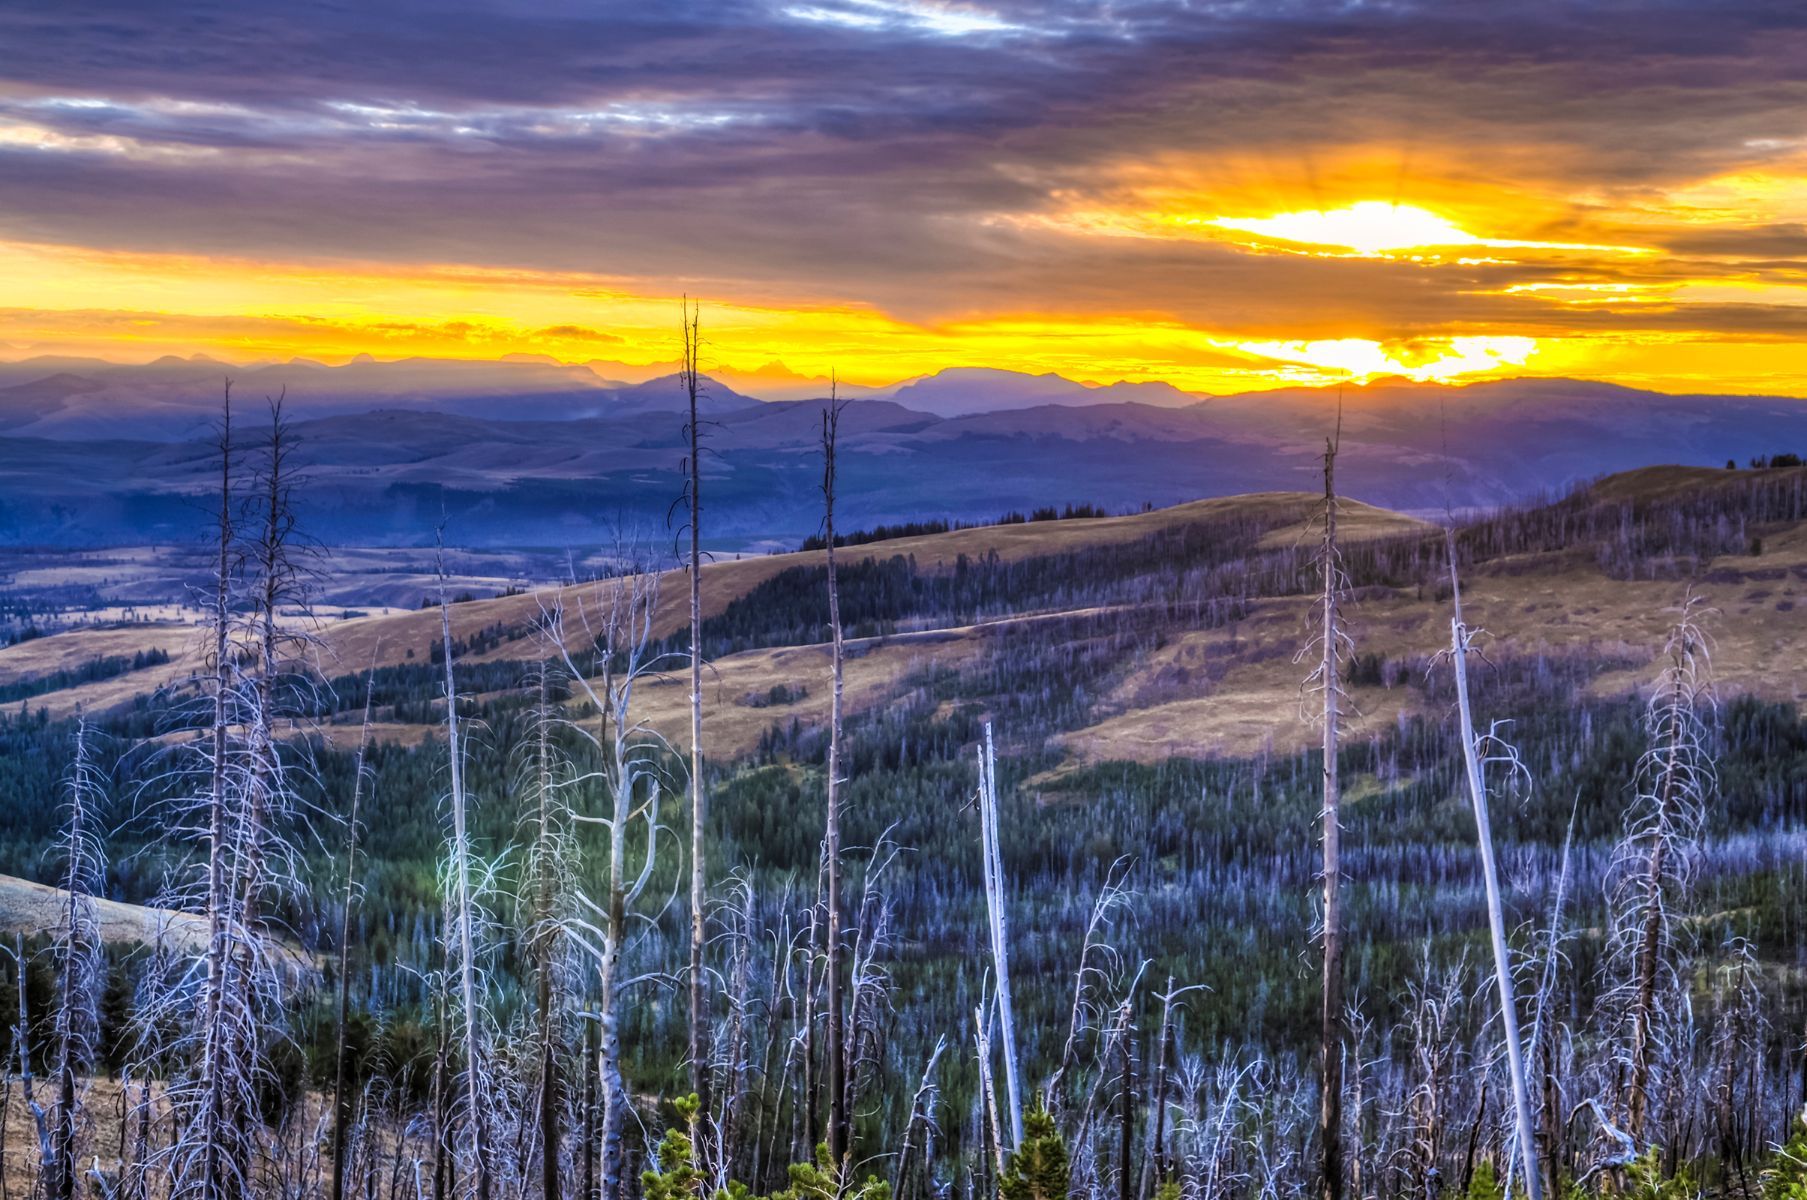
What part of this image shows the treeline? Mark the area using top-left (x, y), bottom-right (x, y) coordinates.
top-left (0, 647), bottom-right (171, 704)
top-left (799, 501), bottom-right (1119, 553)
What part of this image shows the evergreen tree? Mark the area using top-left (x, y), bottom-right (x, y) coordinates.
top-left (1000, 1104), bottom-right (1070, 1200)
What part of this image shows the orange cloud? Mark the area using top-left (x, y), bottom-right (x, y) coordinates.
top-left (5, 232), bottom-right (1807, 396)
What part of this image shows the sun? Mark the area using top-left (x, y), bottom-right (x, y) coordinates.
top-left (1203, 201), bottom-right (1643, 258)
top-left (1211, 202), bottom-right (1480, 255)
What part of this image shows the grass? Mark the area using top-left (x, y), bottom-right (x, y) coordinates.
top-left (0, 873), bottom-right (209, 952)
top-left (5, 476), bottom-right (1805, 770)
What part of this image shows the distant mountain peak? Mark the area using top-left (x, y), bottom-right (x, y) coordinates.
top-left (885, 366), bottom-right (1203, 417)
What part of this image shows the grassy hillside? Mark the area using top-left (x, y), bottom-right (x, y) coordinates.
top-left (0, 462), bottom-right (1804, 1188)
top-left (5, 467), bottom-right (1804, 770)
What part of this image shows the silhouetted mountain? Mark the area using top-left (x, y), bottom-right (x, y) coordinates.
top-left (0, 355), bottom-right (759, 440)
top-left (882, 367), bottom-right (1200, 416)
top-left (0, 355), bottom-right (1799, 546)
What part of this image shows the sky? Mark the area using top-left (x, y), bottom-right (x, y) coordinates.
top-left (4, 1), bottom-right (1807, 394)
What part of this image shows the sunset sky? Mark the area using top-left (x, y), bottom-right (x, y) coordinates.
top-left (5, 1), bottom-right (1807, 393)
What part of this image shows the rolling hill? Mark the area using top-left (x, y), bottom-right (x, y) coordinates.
top-left (5, 464), bottom-right (1803, 776)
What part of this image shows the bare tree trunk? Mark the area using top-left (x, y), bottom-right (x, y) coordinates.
top-left (680, 298), bottom-right (712, 1122)
top-left (582, 1019), bottom-right (597, 1200)
top-left (1141, 978), bottom-right (1176, 1200)
top-left (333, 665), bottom-right (378, 1200)
top-left (198, 382), bottom-right (236, 1200)
top-left (1611, 603), bottom-right (1712, 1147)
top-left (533, 670), bottom-right (562, 1200)
top-left (1626, 812), bottom-right (1670, 1143)
top-left (1316, 433), bottom-right (1345, 1200)
top-left (1446, 536), bottom-right (1542, 1200)
top-left (974, 1007), bottom-right (1004, 1182)
top-left (1534, 809), bottom-right (1576, 1200)
top-left (47, 716), bottom-right (102, 1200)
top-left (800, 864), bottom-right (823, 1165)
top-left (431, 984), bottom-right (448, 1200)
top-left (437, 550), bottom-right (490, 1200)
top-left (894, 1038), bottom-right (944, 1200)
top-left (13, 933), bottom-right (50, 1198)
top-left (977, 725), bottom-right (1023, 1149)
top-left (547, 562), bottom-right (665, 1200)
top-left (820, 391), bottom-right (850, 1168)
top-left (1119, 1008), bottom-right (1135, 1200)
top-left (127, 1065), bottom-right (152, 1200)
top-left (1625, 718), bottom-right (1684, 1145)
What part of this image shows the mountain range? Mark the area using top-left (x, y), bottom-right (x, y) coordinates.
top-left (0, 354), bottom-right (1800, 548)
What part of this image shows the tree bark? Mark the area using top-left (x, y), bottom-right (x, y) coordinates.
top-left (1318, 435), bottom-right (1345, 1200)
top-left (681, 299), bottom-right (712, 1123)
top-left (333, 667), bottom-right (377, 1200)
top-left (978, 726), bottom-right (1023, 1149)
top-left (534, 671), bottom-right (562, 1200)
top-left (1447, 537), bottom-right (1542, 1200)
top-left (821, 393), bottom-right (849, 1167)
top-left (437, 553), bottom-right (490, 1200)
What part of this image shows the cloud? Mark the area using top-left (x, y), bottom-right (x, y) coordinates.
top-left (6, 1), bottom-right (1807, 389)
top-left (534, 325), bottom-right (624, 344)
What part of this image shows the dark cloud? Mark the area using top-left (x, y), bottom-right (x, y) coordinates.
top-left (5, 0), bottom-right (1807, 337)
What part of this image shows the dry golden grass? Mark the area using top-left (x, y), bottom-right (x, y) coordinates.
top-left (0, 874), bottom-right (209, 953)
top-left (0, 493), bottom-right (1427, 725)
top-left (317, 491), bottom-right (1429, 676)
top-left (1052, 514), bottom-right (1807, 765)
top-left (5, 483), bottom-right (1803, 772)
top-left (0, 622), bottom-right (195, 687)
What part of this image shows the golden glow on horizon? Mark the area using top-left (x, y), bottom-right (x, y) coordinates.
top-left (5, 230), bottom-right (1807, 396)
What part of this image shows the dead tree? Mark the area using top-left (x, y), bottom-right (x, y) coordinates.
top-left (1443, 535), bottom-right (1541, 1200)
top-left (1606, 599), bottom-right (1715, 1146)
top-left (1140, 978), bottom-right (1205, 1200)
top-left (1710, 936), bottom-right (1766, 1191)
top-left (333, 662), bottom-right (379, 1200)
top-left (45, 715), bottom-right (105, 1200)
top-left (894, 1038), bottom-right (946, 1200)
top-left (679, 298), bottom-right (712, 1122)
top-left (977, 723), bottom-right (1024, 1149)
top-left (820, 387), bottom-right (851, 1166)
top-left (9, 932), bottom-right (48, 1195)
top-left (974, 1005), bottom-right (1005, 1184)
top-left (548, 561), bottom-right (670, 1200)
top-left (1119, 1001), bottom-right (1136, 1200)
top-left (1296, 428), bottom-right (1349, 1200)
top-left (1047, 860), bottom-right (1133, 1117)
top-left (190, 380), bottom-right (242, 1200)
top-left (525, 662), bottom-right (567, 1200)
top-left (1530, 804), bottom-right (1578, 1200)
top-left (1399, 951), bottom-right (1468, 1200)
top-left (127, 387), bottom-right (315, 1200)
top-left (437, 543), bottom-right (492, 1200)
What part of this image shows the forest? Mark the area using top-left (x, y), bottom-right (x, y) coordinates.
top-left (0, 365), bottom-right (1805, 1200)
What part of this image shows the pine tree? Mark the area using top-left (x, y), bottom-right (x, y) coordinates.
top-left (999, 1104), bottom-right (1069, 1200)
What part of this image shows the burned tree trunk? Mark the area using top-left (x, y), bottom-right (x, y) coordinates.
top-left (680, 299), bottom-right (712, 1124)
top-left (1311, 432), bottom-right (1347, 1200)
top-left (437, 546), bottom-right (491, 1200)
top-left (1445, 535), bottom-right (1541, 1200)
top-left (977, 725), bottom-right (1023, 1149)
top-left (46, 716), bottom-right (104, 1200)
top-left (821, 390), bottom-right (850, 1167)
top-left (333, 664), bottom-right (378, 1200)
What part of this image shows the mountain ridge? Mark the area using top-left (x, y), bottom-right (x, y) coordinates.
top-left (0, 356), bottom-right (1799, 547)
